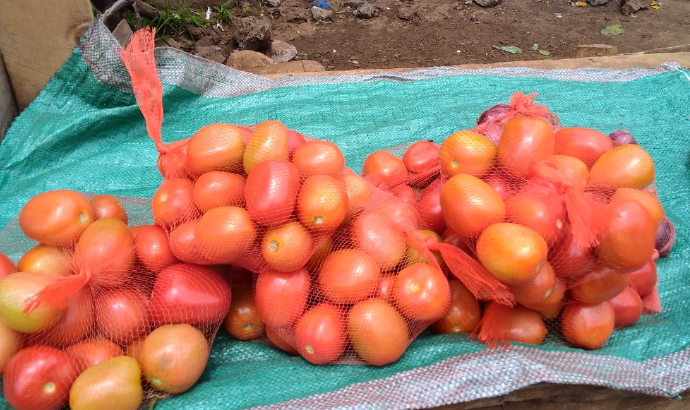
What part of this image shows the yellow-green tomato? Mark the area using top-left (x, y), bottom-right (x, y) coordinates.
top-left (0, 271), bottom-right (64, 333)
top-left (69, 356), bottom-right (143, 410)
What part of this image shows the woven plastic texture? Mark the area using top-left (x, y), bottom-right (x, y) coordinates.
top-left (1, 19), bottom-right (689, 410)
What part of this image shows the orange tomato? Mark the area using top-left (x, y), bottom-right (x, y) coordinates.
top-left (223, 283), bottom-right (265, 341)
top-left (393, 263), bottom-right (451, 322)
top-left (17, 245), bottom-right (71, 277)
top-left (292, 140), bottom-right (345, 177)
top-left (611, 286), bottom-right (643, 329)
top-left (588, 144), bottom-right (655, 190)
top-left (65, 338), bottom-right (123, 371)
top-left (195, 207), bottom-right (257, 264)
top-left (531, 277), bottom-right (567, 319)
top-left (376, 275), bottom-right (396, 302)
top-left (402, 140), bottom-right (440, 173)
top-left (318, 249), bottom-right (381, 304)
top-left (19, 190), bottom-right (94, 247)
top-left (125, 338), bottom-right (145, 362)
top-left (94, 289), bottom-right (149, 344)
top-left (374, 197), bottom-right (420, 232)
top-left (243, 120), bottom-right (290, 174)
top-left (503, 304), bottom-right (548, 345)
top-left (505, 191), bottom-right (565, 245)
top-left (561, 300), bottom-right (615, 350)
top-left (610, 187), bottom-right (665, 229)
top-left (75, 218), bottom-right (135, 288)
top-left (476, 223), bottom-right (548, 286)
top-left (245, 160), bottom-right (300, 227)
top-left (482, 170), bottom-right (519, 201)
top-left (255, 268), bottom-right (310, 328)
top-left (90, 195), bottom-right (129, 224)
top-left (294, 304), bottom-right (346, 365)
top-left (391, 184), bottom-right (419, 206)
top-left (68, 356), bottom-right (143, 410)
top-left (509, 261), bottom-right (557, 308)
top-left (342, 171), bottom-right (372, 221)
top-left (497, 116), bottom-right (555, 179)
top-left (297, 175), bottom-right (348, 234)
top-left (549, 155), bottom-right (589, 192)
top-left (554, 127), bottom-right (613, 168)
top-left (133, 225), bottom-right (179, 273)
top-left (596, 200), bottom-right (656, 273)
top-left (440, 174), bottom-right (506, 238)
top-left (151, 178), bottom-right (198, 228)
top-left (351, 212), bottom-right (406, 270)
top-left (30, 286), bottom-right (93, 347)
top-left (348, 299), bottom-right (409, 366)
top-left (362, 150), bottom-right (408, 189)
top-left (570, 265), bottom-right (629, 304)
top-left (261, 221), bottom-right (312, 272)
top-left (431, 279), bottom-right (481, 334)
top-left (628, 260), bottom-right (657, 298)
top-left (192, 172), bottom-right (246, 212)
top-left (439, 130), bottom-right (496, 177)
top-left (266, 326), bottom-right (298, 355)
top-left (305, 236), bottom-right (333, 272)
top-left (168, 219), bottom-right (205, 264)
top-left (186, 123), bottom-right (244, 174)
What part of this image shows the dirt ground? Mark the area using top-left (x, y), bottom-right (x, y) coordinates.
top-left (152, 0), bottom-right (690, 70)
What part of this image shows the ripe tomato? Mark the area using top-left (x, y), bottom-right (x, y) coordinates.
top-left (628, 260), bottom-right (657, 297)
top-left (431, 279), bottom-right (481, 334)
top-left (392, 184), bottom-right (419, 206)
top-left (261, 221), bottom-right (312, 272)
top-left (168, 218), bottom-right (206, 264)
top-left (140, 324), bottom-right (209, 394)
top-left (374, 197), bottom-right (421, 231)
top-left (65, 338), bottom-right (123, 371)
top-left (318, 249), bottom-right (381, 304)
top-left (417, 179), bottom-right (446, 235)
top-left (294, 303), bottom-right (346, 365)
top-left (223, 282), bottom-right (265, 341)
top-left (497, 116), bottom-right (555, 179)
top-left (31, 286), bottom-right (94, 347)
top-left (440, 174), bottom-right (506, 238)
top-left (133, 224), bottom-right (178, 273)
top-left (440, 130), bottom-right (496, 177)
top-left (245, 160), bottom-right (300, 226)
top-left (351, 212), bottom-right (406, 270)
top-left (151, 178), bottom-right (198, 228)
top-left (292, 140), bottom-right (345, 177)
top-left (393, 263), bottom-right (451, 322)
top-left (195, 206), bottom-right (257, 264)
top-left (554, 127), bottom-right (613, 168)
top-left (596, 200), bottom-right (656, 273)
top-left (561, 300), bottom-right (615, 350)
top-left (377, 275), bottom-right (396, 302)
top-left (3, 345), bottom-right (80, 410)
top-left (266, 326), bottom-right (298, 355)
top-left (549, 155), bottom-right (589, 192)
top-left (476, 223), bottom-right (548, 285)
top-left (0, 320), bottom-right (21, 374)
top-left (75, 218), bottom-right (134, 288)
top-left (504, 304), bottom-right (548, 345)
top-left (362, 150), bottom-right (408, 189)
top-left (405, 230), bottom-right (446, 270)
top-left (192, 171), bottom-right (246, 212)
top-left (288, 130), bottom-right (307, 155)
top-left (611, 286), bottom-right (643, 329)
top-left (125, 338), bottom-right (145, 363)
top-left (305, 236), bottom-right (333, 272)
top-left (570, 265), bottom-right (629, 304)
top-left (19, 190), bottom-right (94, 247)
top-left (298, 175), bottom-right (349, 234)
top-left (482, 170), bottom-right (519, 201)
top-left (0, 253), bottom-right (17, 279)
top-left (69, 356), bottom-right (143, 410)
top-left (89, 194), bottom-right (128, 224)
top-left (342, 171), bottom-right (372, 221)
top-left (588, 144), bottom-right (655, 190)
top-left (186, 123), bottom-right (245, 174)
top-left (548, 227), bottom-right (594, 280)
top-left (610, 187), bottom-right (665, 229)
top-left (348, 298), bottom-right (409, 366)
top-left (403, 140), bottom-right (440, 173)
top-left (531, 277), bottom-right (566, 320)
top-left (149, 264), bottom-right (231, 326)
top-left (509, 261), bottom-right (556, 308)
top-left (243, 120), bottom-right (290, 174)
top-left (0, 272), bottom-right (64, 333)
top-left (95, 289), bottom-right (149, 344)
top-left (157, 138), bottom-right (191, 179)
top-left (17, 244), bottom-right (71, 277)
top-left (505, 191), bottom-right (565, 245)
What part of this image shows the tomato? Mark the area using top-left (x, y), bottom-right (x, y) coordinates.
top-left (69, 356), bottom-right (143, 410)
top-left (504, 304), bottom-right (548, 345)
top-left (596, 200), bottom-right (656, 273)
top-left (440, 130), bottom-right (496, 177)
top-left (588, 144), bottom-right (655, 190)
top-left (362, 150), bottom-right (408, 189)
top-left (192, 171), bottom-right (246, 212)
top-left (305, 236), bottom-right (333, 272)
top-left (223, 283), bottom-right (264, 340)
top-left (294, 303), bottom-right (346, 365)
top-left (186, 123), bottom-right (245, 174)
top-left (292, 140), bottom-right (345, 177)
top-left (497, 116), bottom-right (555, 179)
top-left (405, 230), bottom-right (446, 270)
top-left (140, 324), bottom-right (209, 394)
top-left (482, 170), bottom-right (518, 201)
top-left (0, 320), bottom-right (21, 374)
top-left (65, 338), bottom-right (123, 371)
top-left (417, 179), bottom-right (446, 235)
top-left (245, 160), bottom-right (300, 227)
top-left (151, 178), bottom-right (198, 228)
top-left (157, 138), bottom-right (191, 179)
top-left (31, 286), bottom-right (94, 347)
top-left (531, 277), bottom-right (567, 319)
top-left (3, 346), bottom-right (79, 410)
top-left (431, 279), bottom-right (481, 334)
top-left (374, 197), bottom-right (421, 232)
top-left (243, 120), bottom-right (290, 174)
top-left (628, 260), bottom-right (657, 297)
top-left (561, 300), bottom-right (615, 350)
top-left (195, 206), bottom-right (257, 264)
top-left (342, 170), bottom-right (373, 221)
top-left (392, 184), bottom-right (419, 206)
top-left (318, 249), bottom-right (381, 304)
top-left (476, 223), bottom-right (548, 285)
top-left (0, 272), bottom-right (64, 333)
top-left (94, 289), bottom-right (149, 344)
top-left (570, 265), bottom-right (629, 304)
top-left (125, 338), bottom-right (145, 363)
top-left (261, 221), bottom-right (312, 272)
top-left (509, 261), bottom-right (556, 308)
top-left (19, 190), bottom-right (94, 247)
top-left (610, 187), bottom-right (665, 229)
top-left (554, 127), bottom-right (613, 168)
top-left (351, 212), bottom-right (406, 270)
top-left (403, 141), bottom-right (440, 173)
top-left (377, 275), bottom-right (396, 302)
top-left (17, 244), bottom-right (71, 277)
top-left (75, 218), bottom-right (134, 288)
top-left (297, 175), bottom-right (348, 234)
top-left (548, 227), bottom-right (594, 280)
top-left (549, 155), bottom-right (589, 192)
top-left (440, 174), bottom-right (506, 238)
top-left (393, 262), bottom-right (450, 322)
top-left (0, 253), bottom-right (17, 279)
top-left (288, 130), bottom-right (307, 155)
top-left (256, 268), bottom-right (310, 328)
top-left (149, 264), bottom-right (231, 326)
top-left (133, 224), bottom-right (178, 273)
top-left (89, 195), bottom-right (127, 226)
top-left (348, 298), bottom-right (409, 366)
top-left (266, 326), bottom-right (298, 355)
top-left (505, 191), bottom-right (565, 245)
top-left (611, 286), bottom-right (643, 329)
top-left (168, 218), bottom-right (206, 264)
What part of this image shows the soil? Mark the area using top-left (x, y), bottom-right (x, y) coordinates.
top-left (156, 0), bottom-right (690, 70)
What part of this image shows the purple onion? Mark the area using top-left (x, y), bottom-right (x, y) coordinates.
top-left (609, 130), bottom-right (637, 146)
top-left (477, 103), bottom-right (512, 125)
top-left (655, 218), bottom-right (676, 257)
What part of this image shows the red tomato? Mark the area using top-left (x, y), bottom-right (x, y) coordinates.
top-left (261, 221), bottom-right (312, 273)
top-left (0, 253), bottom-right (17, 279)
top-left (223, 282), bottom-right (265, 341)
top-left (292, 140), bottom-right (345, 177)
top-left (297, 175), bottom-right (349, 234)
top-left (509, 261), bottom-right (557, 308)
top-left (391, 184), bottom-right (419, 206)
top-left (588, 144), bottom-right (655, 190)
top-left (362, 150), bottom-right (408, 189)
top-left (3, 346), bottom-right (80, 410)
top-left (610, 187), bottom-right (665, 229)
top-left (318, 249), bottom-right (381, 304)
top-left (549, 155), bottom-right (589, 192)
top-left (30, 286), bottom-right (94, 347)
top-left (195, 206), bottom-right (257, 264)
top-left (502, 304), bottom-right (549, 345)
top-left (245, 160), bottom-right (300, 227)
top-left (628, 260), bottom-right (657, 297)
top-left (168, 219), bottom-right (206, 265)
top-left (505, 191), bottom-right (565, 245)
top-left (570, 265), bottom-right (629, 304)
top-left (65, 338), bottom-right (123, 371)
top-left (611, 286), bottom-right (643, 329)
top-left (95, 289), bottom-right (149, 344)
top-left (548, 227), bottom-right (594, 280)
top-left (186, 123), bottom-right (245, 174)
top-left (561, 300), bottom-right (615, 350)
top-left (351, 212), bottom-right (406, 270)
top-left (255, 268), bottom-right (310, 328)
top-left (74, 218), bottom-right (134, 288)
top-left (403, 140), bottom-right (440, 173)
top-left (243, 120), bottom-right (290, 174)
top-left (374, 198), bottom-right (421, 231)
top-left (342, 172), bottom-right (372, 221)
top-left (376, 275), bottom-right (396, 302)
top-left (89, 195), bottom-right (128, 224)
top-left (294, 304), bottom-right (346, 365)
top-left (440, 174), bottom-right (506, 238)
top-left (133, 225), bottom-right (179, 273)
top-left (157, 139), bottom-right (191, 179)
top-left (19, 190), bottom-right (94, 247)
top-left (305, 236), bottom-right (333, 272)
top-left (149, 264), bottom-right (231, 326)
top-left (530, 277), bottom-right (567, 319)
top-left (288, 130), bottom-right (307, 155)
top-left (417, 180), bottom-right (446, 235)
top-left (431, 279), bottom-right (481, 334)
top-left (393, 263), bottom-right (451, 322)
top-left (482, 170), bottom-right (519, 201)
top-left (497, 116), bottom-right (555, 179)
top-left (440, 130), bottom-right (496, 177)
top-left (17, 245), bottom-right (71, 277)
top-left (554, 127), bottom-right (613, 168)
top-left (151, 178), bottom-right (198, 229)
top-left (596, 200), bottom-right (656, 273)
top-left (348, 299), bottom-right (409, 366)
top-left (266, 326), bottom-right (298, 355)
top-left (192, 171), bottom-right (246, 212)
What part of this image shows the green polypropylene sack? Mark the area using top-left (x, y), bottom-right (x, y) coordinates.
top-left (1, 19), bottom-right (689, 410)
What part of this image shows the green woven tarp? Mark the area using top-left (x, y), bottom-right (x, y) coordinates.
top-left (1, 20), bottom-right (689, 409)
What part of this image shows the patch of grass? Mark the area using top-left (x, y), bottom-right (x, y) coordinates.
top-left (125, 1), bottom-right (207, 39)
top-left (214, 0), bottom-right (233, 22)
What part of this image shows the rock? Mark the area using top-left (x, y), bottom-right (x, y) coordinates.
top-left (473, 0), bottom-right (500, 7)
top-left (226, 50), bottom-right (276, 70)
top-left (186, 24), bottom-right (206, 40)
top-left (243, 60), bottom-right (326, 75)
top-left (311, 6), bottom-right (334, 21)
top-left (621, 0), bottom-right (647, 15)
top-left (265, 0), bottom-right (281, 6)
top-left (353, 2), bottom-right (377, 18)
top-left (271, 40), bottom-right (298, 63)
top-left (231, 17), bottom-right (272, 51)
top-left (346, 0), bottom-right (366, 7)
top-left (575, 44), bottom-right (618, 58)
top-left (195, 46), bottom-right (227, 64)
top-left (587, 0), bottom-right (608, 5)
top-left (284, 8), bottom-right (308, 23)
top-left (397, 7), bottom-right (418, 21)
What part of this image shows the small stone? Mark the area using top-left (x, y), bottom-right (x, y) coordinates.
top-left (354, 2), bottom-right (377, 18)
top-left (621, 0), bottom-right (647, 15)
top-left (284, 8), bottom-right (308, 23)
top-left (397, 7), bottom-right (418, 21)
top-left (473, 0), bottom-right (500, 7)
top-left (265, 0), bottom-right (281, 6)
top-left (346, 0), bottom-right (366, 7)
top-left (587, 0), bottom-right (608, 5)
top-left (231, 17), bottom-right (272, 51)
top-left (226, 50), bottom-right (276, 69)
top-left (270, 40), bottom-right (298, 63)
top-left (195, 46), bottom-right (227, 64)
top-left (311, 6), bottom-right (334, 21)
top-left (575, 44), bottom-right (618, 58)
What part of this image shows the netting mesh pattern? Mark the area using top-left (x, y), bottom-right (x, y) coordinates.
top-left (1, 18), bottom-right (690, 410)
